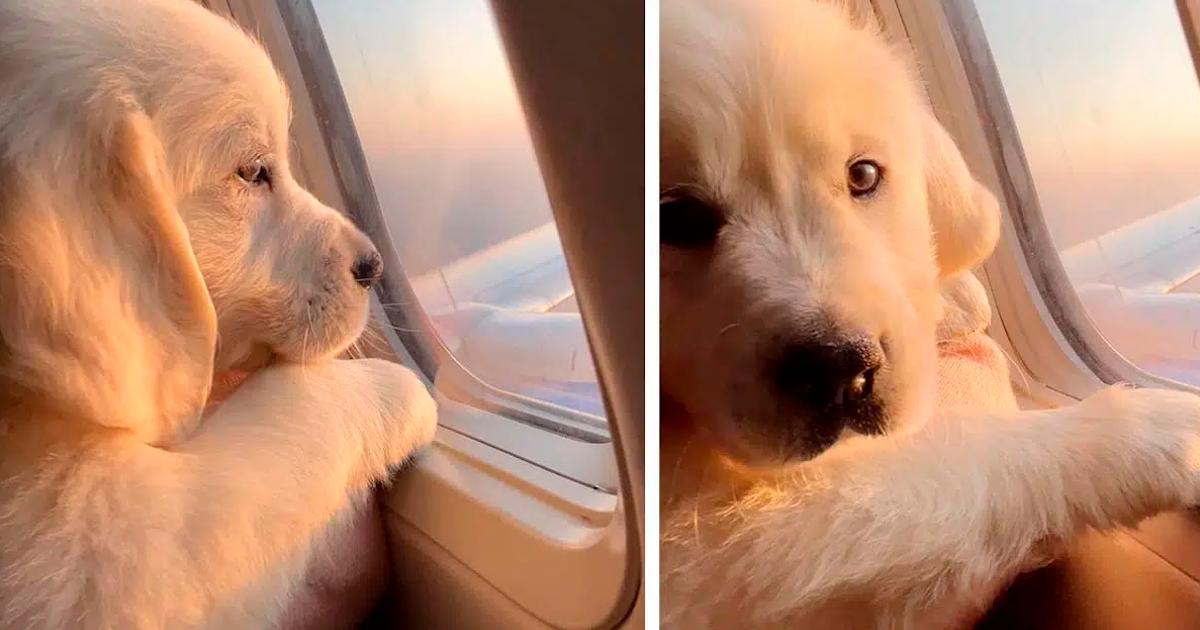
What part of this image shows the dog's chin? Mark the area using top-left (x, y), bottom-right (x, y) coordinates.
top-left (204, 320), bottom-right (363, 410)
top-left (716, 436), bottom-right (840, 472)
top-left (699, 405), bottom-right (895, 471)
top-left (273, 336), bottom-right (350, 364)
top-left (687, 413), bottom-right (799, 472)
top-left (208, 302), bottom-right (367, 382)
top-left (271, 298), bottom-right (371, 364)
top-left (721, 437), bottom-right (835, 471)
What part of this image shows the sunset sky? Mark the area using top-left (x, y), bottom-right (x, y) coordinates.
top-left (311, 0), bottom-right (556, 277)
top-left (311, 1), bottom-right (1200, 265)
top-left (976, 0), bottom-right (1200, 250)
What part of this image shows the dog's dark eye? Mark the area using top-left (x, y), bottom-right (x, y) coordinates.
top-left (661, 189), bottom-right (724, 248)
top-left (847, 159), bottom-right (882, 197)
top-left (236, 162), bottom-right (271, 188)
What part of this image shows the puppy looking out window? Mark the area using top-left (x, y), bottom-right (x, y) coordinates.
top-left (0, 0), bottom-right (435, 627)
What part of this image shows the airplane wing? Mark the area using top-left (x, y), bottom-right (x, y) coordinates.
top-left (1059, 197), bottom-right (1200, 375)
top-left (409, 222), bottom-right (603, 416)
top-left (1060, 197), bottom-right (1200, 293)
top-left (409, 222), bottom-right (574, 317)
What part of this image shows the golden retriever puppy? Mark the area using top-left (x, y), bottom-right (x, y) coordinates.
top-left (660, 0), bottom-right (1200, 626)
top-left (0, 0), bottom-right (436, 627)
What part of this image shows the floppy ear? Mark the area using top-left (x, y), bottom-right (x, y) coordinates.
top-left (0, 106), bottom-right (216, 443)
top-left (922, 110), bottom-right (1001, 278)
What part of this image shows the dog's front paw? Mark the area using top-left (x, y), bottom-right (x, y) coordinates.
top-left (1076, 386), bottom-right (1200, 514)
top-left (342, 359), bottom-right (438, 484)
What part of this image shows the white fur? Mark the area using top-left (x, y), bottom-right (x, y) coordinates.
top-left (0, 0), bottom-right (436, 627)
top-left (661, 1), bottom-right (1200, 627)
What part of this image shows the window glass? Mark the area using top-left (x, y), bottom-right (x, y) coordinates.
top-left (976, 0), bottom-right (1200, 384)
top-left (309, 0), bottom-right (606, 418)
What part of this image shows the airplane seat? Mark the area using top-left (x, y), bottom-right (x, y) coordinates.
top-left (980, 514), bottom-right (1200, 629)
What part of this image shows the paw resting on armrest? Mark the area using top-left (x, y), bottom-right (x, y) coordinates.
top-left (1060, 386), bottom-right (1200, 524)
top-left (342, 359), bottom-right (439, 486)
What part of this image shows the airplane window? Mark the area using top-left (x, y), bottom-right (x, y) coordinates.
top-left (976, 0), bottom-right (1200, 385)
top-left (308, 0), bottom-right (607, 420)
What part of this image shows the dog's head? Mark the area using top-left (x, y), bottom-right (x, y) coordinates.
top-left (660, 0), bottom-right (1000, 466)
top-left (0, 0), bottom-right (379, 442)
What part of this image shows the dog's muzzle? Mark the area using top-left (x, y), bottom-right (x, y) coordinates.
top-left (769, 332), bottom-right (888, 448)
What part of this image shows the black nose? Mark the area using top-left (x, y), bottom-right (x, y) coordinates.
top-left (351, 250), bottom-right (383, 289)
top-left (771, 335), bottom-right (884, 416)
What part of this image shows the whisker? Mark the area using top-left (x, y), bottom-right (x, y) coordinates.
top-left (340, 324), bottom-right (390, 361)
top-left (667, 435), bottom-right (696, 503)
top-left (355, 341), bottom-right (379, 360)
top-left (379, 322), bottom-right (424, 334)
top-left (693, 455), bottom-right (719, 545)
top-left (360, 327), bottom-right (389, 354)
top-left (300, 303), bottom-right (312, 381)
top-left (717, 323), bottom-right (742, 338)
